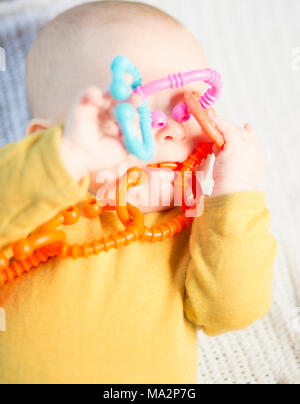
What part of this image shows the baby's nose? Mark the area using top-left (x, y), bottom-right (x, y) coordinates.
top-left (155, 121), bottom-right (188, 144)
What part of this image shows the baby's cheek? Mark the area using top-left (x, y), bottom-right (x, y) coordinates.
top-left (186, 119), bottom-right (210, 146)
top-left (154, 142), bottom-right (190, 163)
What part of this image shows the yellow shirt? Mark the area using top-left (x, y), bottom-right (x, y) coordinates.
top-left (0, 126), bottom-right (277, 384)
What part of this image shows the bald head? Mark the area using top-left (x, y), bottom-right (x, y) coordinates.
top-left (26, 1), bottom-right (206, 121)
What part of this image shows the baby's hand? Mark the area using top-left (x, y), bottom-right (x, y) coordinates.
top-left (210, 114), bottom-right (267, 197)
top-left (60, 87), bottom-right (128, 180)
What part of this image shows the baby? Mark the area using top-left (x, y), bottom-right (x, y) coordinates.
top-left (0, 1), bottom-right (277, 384)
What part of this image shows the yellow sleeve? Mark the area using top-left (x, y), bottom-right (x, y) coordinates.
top-left (184, 191), bottom-right (278, 336)
top-left (0, 125), bottom-right (89, 250)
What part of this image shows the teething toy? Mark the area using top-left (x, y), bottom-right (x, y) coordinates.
top-left (184, 92), bottom-right (224, 148)
top-left (172, 103), bottom-right (191, 123)
top-left (0, 57), bottom-right (223, 287)
top-left (0, 142), bottom-right (213, 287)
top-left (135, 67), bottom-right (222, 105)
top-left (110, 56), bottom-right (222, 161)
top-left (151, 110), bottom-right (167, 130)
top-left (111, 56), bottom-right (155, 161)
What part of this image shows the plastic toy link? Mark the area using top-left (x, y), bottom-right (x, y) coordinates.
top-left (184, 91), bottom-right (225, 148)
top-left (111, 56), bottom-right (155, 161)
top-left (110, 56), bottom-right (222, 160)
top-left (0, 57), bottom-right (223, 287)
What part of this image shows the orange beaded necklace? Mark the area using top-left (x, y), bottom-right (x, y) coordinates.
top-left (0, 92), bottom-right (222, 287)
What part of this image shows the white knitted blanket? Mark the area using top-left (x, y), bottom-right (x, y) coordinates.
top-left (0, 0), bottom-right (299, 385)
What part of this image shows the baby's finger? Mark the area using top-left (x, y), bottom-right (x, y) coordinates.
top-left (101, 93), bottom-right (122, 127)
top-left (128, 93), bottom-right (144, 109)
top-left (102, 92), bottom-right (120, 115)
top-left (79, 86), bottom-right (103, 109)
top-left (67, 86), bottom-right (103, 131)
top-left (211, 115), bottom-right (239, 143)
top-left (68, 87), bottom-right (107, 141)
top-left (243, 122), bottom-right (257, 136)
top-left (207, 108), bottom-right (216, 120)
top-left (102, 92), bottom-right (141, 121)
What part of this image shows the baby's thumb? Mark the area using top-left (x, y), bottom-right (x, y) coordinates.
top-left (211, 114), bottom-right (238, 143)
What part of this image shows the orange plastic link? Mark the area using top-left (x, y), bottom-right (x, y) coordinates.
top-left (116, 168), bottom-right (147, 227)
top-left (40, 213), bottom-right (64, 232)
top-left (13, 230), bottom-right (67, 261)
top-left (40, 206), bottom-right (80, 232)
top-left (184, 92), bottom-right (224, 148)
top-left (57, 203), bottom-right (144, 259)
top-left (148, 162), bottom-right (179, 170)
top-left (174, 142), bottom-right (213, 210)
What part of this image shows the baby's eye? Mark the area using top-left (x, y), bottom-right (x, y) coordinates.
top-left (172, 103), bottom-right (191, 123)
top-left (151, 110), bottom-right (167, 130)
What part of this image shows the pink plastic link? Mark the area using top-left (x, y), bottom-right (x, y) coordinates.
top-left (134, 68), bottom-right (222, 109)
top-left (151, 110), bottom-right (167, 129)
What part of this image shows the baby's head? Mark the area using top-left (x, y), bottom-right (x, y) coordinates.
top-left (26, 1), bottom-right (211, 209)
top-left (27, 1), bottom-right (207, 119)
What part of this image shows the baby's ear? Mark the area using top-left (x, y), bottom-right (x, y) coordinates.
top-left (26, 119), bottom-right (51, 136)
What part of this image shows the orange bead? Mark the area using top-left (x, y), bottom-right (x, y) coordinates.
top-left (0, 272), bottom-right (6, 287)
top-left (63, 206), bottom-right (80, 225)
top-left (82, 244), bottom-right (94, 258)
top-left (0, 252), bottom-right (9, 270)
top-left (5, 268), bottom-right (14, 282)
top-left (91, 241), bottom-right (104, 254)
top-left (13, 239), bottom-right (33, 261)
top-left (127, 168), bottom-right (147, 187)
top-left (11, 261), bottom-right (24, 278)
top-left (81, 198), bottom-right (103, 218)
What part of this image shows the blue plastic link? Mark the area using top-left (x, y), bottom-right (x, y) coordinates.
top-left (115, 101), bottom-right (155, 162)
top-left (110, 56), bottom-right (155, 161)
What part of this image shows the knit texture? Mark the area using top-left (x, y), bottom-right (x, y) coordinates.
top-left (0, 0), bottom-right (299, 384)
